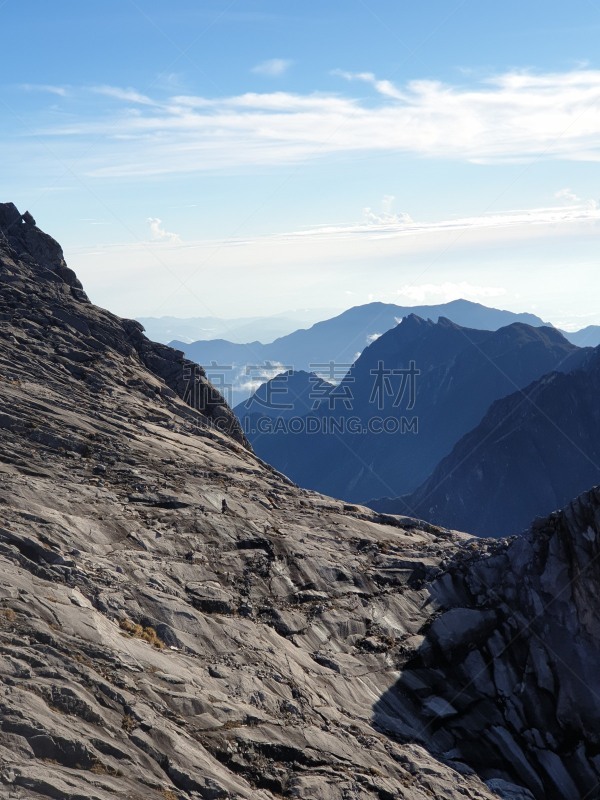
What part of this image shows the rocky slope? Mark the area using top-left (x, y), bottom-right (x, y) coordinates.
top-left (0, 203), bottom-right (247, 449)
top-left (378, 486), bottom-right (600, 800)
top-left (0, 203), bottom-right (501, 800)
top-left (0, 203), bottom-right (599, 800)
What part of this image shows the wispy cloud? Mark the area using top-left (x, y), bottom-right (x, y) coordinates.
top-left (251, 58), bottom-right (293, 77)
top-left (147, 218), bottom-right (181, 243)
top-left (280, 199), bottom-right (600, 241)
top-left (73, 198), bottom-right (599, 264)
top-left (92, 85), bottom-right (157, 106)
top-left (67, 200), bottom-right (599, 326)
top-left (331, 69), bottom-right (405, 100)
top-left (21, 83), bottom-right (68, 97)
top-left (80, 218), bottom-right (110, 226)
top-left (28, 69), bottom-right (600, 177)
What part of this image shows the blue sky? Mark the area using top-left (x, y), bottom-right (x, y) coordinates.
top-left (2, 1), bottom-right (600, 328)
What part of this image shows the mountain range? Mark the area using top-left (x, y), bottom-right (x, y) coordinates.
top-left (137, 308), bottom-right (340, 345)
top-left (172, 299), bottom-right (549, 365)
top-left (376, 344), bottom-right (600, 536)
top-left (564, 324), bottom-right (600, 347)
top-left (236, 315), bottom-right (588, 502)
top-left (172, 300), bottom-right (550, 406)
top-left (3, 202), bottom-right (600, 799)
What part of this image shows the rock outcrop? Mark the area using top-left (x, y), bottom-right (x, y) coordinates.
top-left (0, 204), bottom-right (599, 800)
top-left (377, 487), bottom-right (600, 799)
top-left (0, 203), bottom-right (248, 447)
top-left (0, 202), bottom-right (88, 301)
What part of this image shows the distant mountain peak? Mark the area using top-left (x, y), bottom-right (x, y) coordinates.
top-left (436, 315), bottom-right (462, 329)
top-left (401, 312), bottom-right (433, 326)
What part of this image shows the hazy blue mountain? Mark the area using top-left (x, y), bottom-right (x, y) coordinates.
top-left (237, 316), bottom-right (587, 503)
top-left (238, 369), bottom-right (334, 421)
top-left (382, 346), bottom-right (600, 537)
top-left (174, 300), bottom-right (549, 405)
top-left (562, 325), bottom-right (600, 347)
top-left (235, 371), bottom-right (337, 477)
top-left (173, 299), bottom-right (548, 366)
top-left (137, 308), bottom-right (339, 345)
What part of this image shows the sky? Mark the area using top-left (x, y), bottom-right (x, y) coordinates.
top-left (2, 1), bottom-right (600, 329)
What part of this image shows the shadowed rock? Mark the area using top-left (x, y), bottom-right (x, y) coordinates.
top-left (374, 486), bottom-right (600, 799)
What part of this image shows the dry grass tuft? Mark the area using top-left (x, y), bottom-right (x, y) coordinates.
top-left (119, 618), bottom-right (164, 649)
top-left (121, 713), bottom-right (136, 733)
top-left (0, 608), bottom-right (16, 624)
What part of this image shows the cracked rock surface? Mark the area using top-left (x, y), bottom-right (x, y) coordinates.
top-left (0, 204), bottom-right (599, 800)
top-left (377, 487), bottom-right (600, 799)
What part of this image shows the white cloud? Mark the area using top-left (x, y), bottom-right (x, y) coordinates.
top-left (395, 282), bottom-right (507, 304)
top-left (332, 69), bottom-right (405, 100)
top-left (381, 195), bottom-right (395, 215)
top-left (251, 59), bottom-right (292, 77)
top-left (28, 68), bottom-right (600, 177)
top-left (238, 362), bottom-right (289, 394)
top-left (366, 332), bottom-right (382, 344)
top-left (363, 195), bottom-right (413, 226)
top-left (281, 199), bottom-right (600, 241)
top-left (68, 212), bottom-right (600, 328)
top-left (155, 72), bottom-right (186, 91)
top-left (554, 187), bottom-right (598, 209)
top-left (147, 218), bottom-right (181, 243)
top-left (21, 83), bottom-right (68, 97)
top-left (170, 91), bottom-right (351, 112)
top-left (554, 187), bottom-right (581, 203)
top-left (92, 85), bottom-right (157, 106)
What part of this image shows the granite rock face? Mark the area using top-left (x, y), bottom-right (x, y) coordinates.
top-left (0, 204), bottom-right (599, 800)
top-left (376, 487), bottom-right (600, 799)
top-left (0, 203), bottom-right (248, 447)
top-left (0, 202), bottom-right (88, 301)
